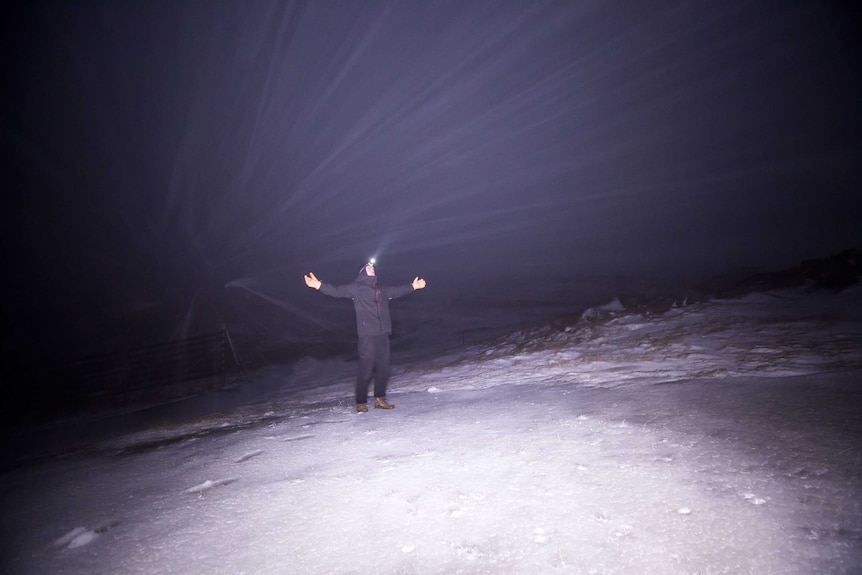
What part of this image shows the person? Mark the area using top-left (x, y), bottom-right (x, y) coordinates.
top-left (304, 260), bottom-right (426, 413)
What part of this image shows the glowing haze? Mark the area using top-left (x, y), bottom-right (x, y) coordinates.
top-left (3, 1), bottom-right (860, 364)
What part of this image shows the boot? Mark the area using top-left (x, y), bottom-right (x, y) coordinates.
top-left (356, 403), bottom-right (368, 413)
top-left (374, 397), bottom-right (395, 410)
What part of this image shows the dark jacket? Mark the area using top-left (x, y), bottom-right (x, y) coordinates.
top-left (319, 268), bottom-right (415, 336)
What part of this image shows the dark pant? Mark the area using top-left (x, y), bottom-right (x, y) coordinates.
top-left (356, 334), bottom-right (391, 404)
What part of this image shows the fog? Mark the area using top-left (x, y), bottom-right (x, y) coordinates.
top-left (3, 4), bottom-right (862, 571)
top-left (3, 0), bottom-right (861, 372)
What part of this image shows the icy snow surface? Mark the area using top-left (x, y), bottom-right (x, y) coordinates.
top-left (2, 287), bottom-right (861, 574)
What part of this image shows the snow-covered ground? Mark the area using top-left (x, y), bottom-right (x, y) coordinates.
top-left (2, 286), bottom-right (861, 574)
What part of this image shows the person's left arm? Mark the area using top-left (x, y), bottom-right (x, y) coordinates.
top-left (383, 277), bottom-right (426, 300)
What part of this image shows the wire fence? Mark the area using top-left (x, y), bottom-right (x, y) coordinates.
top-left (11, 326), bottom-right (241, 419)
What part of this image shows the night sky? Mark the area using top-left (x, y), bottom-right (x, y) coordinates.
top-left (3, 1), bottom-right (861, 370)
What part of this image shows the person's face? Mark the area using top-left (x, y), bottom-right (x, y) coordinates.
top-left (365, 265), bottom-right (375, 276)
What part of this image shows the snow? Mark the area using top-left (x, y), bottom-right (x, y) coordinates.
top-left (2, 286), bottom-right (862, 574)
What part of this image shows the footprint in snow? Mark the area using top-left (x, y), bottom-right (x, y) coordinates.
top-left (282, 434), bottom-right (315, 443)
top-left (187, 477), bottom-right (239, 494)
top-left (235, 449), bottom-right (264, 463)
top-left (53, 521), bottom-right (118, 550)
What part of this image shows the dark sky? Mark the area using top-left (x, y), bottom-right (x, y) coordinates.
top-left (3, 0), bottom-right (861, 365)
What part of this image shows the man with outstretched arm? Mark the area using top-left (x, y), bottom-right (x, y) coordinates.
top-left (304, 259), bottom-right (426, 413)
